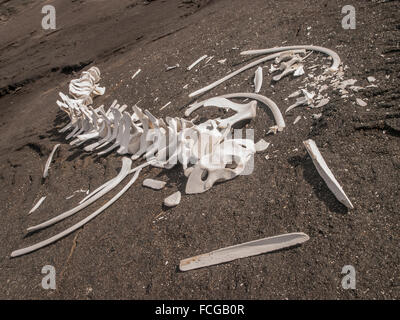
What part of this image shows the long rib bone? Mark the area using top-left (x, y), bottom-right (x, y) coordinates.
top-left (27, 157), bottom-right (133, 232)
top-left (189, 50), bottom-right (305, 97)
top-left (11, 168), bottom-right (142, 258)
top-left (241, 45), bottom-right (341, 72)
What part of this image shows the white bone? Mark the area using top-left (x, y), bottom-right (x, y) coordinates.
top-left (179, 232), bottom-right (310, 271)
top-left (131, 69), bottom-right (141, 79)
top-left (293, 115), bottom-right (302, 125)
top-left (216, 101), bottom-right (257, 129)
top-left (187, 55), bottom-right (207, 71)
top-left (143, 179), bottom-right (166, 190)
top-left (241, 45), bottom-right (341, 72)
top-left (255, 139), bottom-right (270, 152)
top-left (314, 98), bottom-right (330, 108)
top-left (205, 56), bottom-right (214, 64)
top-left (356, 98), bottom-right (367, 107)
top-left (189, 50), bottom-right (305, 97)
top-left (43, 144), bottom-right (60, 178)
top-left (269, 64), bottom-right (279, 73)
top-left (164, 191), bottom-right (181, 207)
top-left (286, 90), bottom-right (315, 113)
top-left (303, 139), bottom-right (353, 209)
top-left (221, 93), bottom-right (286, 132)
top-left (27, 158), bottom-right (132, 232)
top-left (160, 101), bottom-right (171, 111)
top-left (273, 55), bottom-right (303, 81)
top-left (273, 64), bottom-right (298, 81)
top-left (80, 161), bottom-right (152, 205)
top-left (337, 79), bottom-right (357, 90)
top-left (187, 93), bottom-right (285, 132)
top-left (166, 64), bottom-right (179, 71)
top-left (288, 90), bottom-right (301, 98)
top-left (294, 64), bottom-right (305, 76)
top-left (253, 66), bottom-right (263, 93)
top-left (11, 168), bottom-right (141, 258)
top-left (185, 139), bottom-right (254, 194)
top-left (28, 196), bottom-right (46, 215)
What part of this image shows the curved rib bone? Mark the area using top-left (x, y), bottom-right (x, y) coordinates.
top-left (240, 45), bottom-right (341, 72)
top-left (189, 50), bottom-right (305, 98)
top-left (11, 168), bottom-right (141, 258)
top-left (28, 196), bottom-right (46, 215)
top-left (27, 157), bottom-right (132, 232)
top-left (186, 93), bottom-right (285, 132)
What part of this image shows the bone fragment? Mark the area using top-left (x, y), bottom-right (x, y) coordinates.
top-left (43, 144), bottom-right (60, 178)
top-left (189, 50), bottom-right (305, 97)
top-left (28, 197), bottom-right (46, 215)
top-left (293, 116), bottom-right (302, 125)
top-left (303, 139), bottom-right (353, 209)
top-left (187, 55), bottom-right (208, 71)
top-left (314, 98), bottom-right (330, 108)
top-left (131, 69), bottom-right (141, 79)
top-left (356, 98), bottom-right (367, 107)
top-left (241, 45), bottom-right (341, 72)
top-left (255, 139), bottom-right (270, 152)
top-left (179, 232), bottom-right (310, 271)
top-left (164, 191), bottom-right (181, 207)
top-left (27, 158), bottom-right (132, 232)
top-left (254, 67), bottom-right (263, 93)
top-left (11, 169), bottom-right (141, 258)
top-left (143, 179), bottom-right (166, 190)
top-left (160, 101), bottom-right (171, 111)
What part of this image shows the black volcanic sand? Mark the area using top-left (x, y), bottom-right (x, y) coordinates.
top-left (0, 0), bottom-right (399, 299)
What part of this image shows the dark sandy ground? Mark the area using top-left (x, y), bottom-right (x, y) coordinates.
top-left (0, 0), bottom-right (399, 299)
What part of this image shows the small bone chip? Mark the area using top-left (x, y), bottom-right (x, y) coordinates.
top-left (143, 179), bottom-right (166, 190)
top-left (294, 65), bottom-right (305, 76)
top-left (293, 115), bottom-right (302, 125)
top-left (303, 139), bottom-right (354, 209)
top-left (255, 139), bottom-right (270, 152)
top-left (356, 98), bottom-right (367, 107)
top-left (164, 191), bottom-right (181, 207)
top-left (314, 98), bottom-right (330, 108)
top-left (29, 196), bottom-right (46, 215)
top-left (367, 76), bottom-right (376, 83)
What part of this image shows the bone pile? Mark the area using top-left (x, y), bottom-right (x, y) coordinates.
top-left (12, 45), bottom-right (357, 258)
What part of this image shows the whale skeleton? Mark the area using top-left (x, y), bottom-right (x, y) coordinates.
top-left (12, 45), bottom-right (349, 258)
